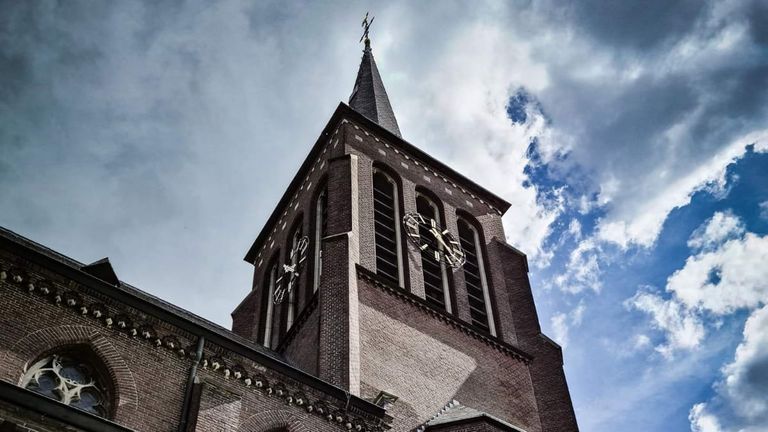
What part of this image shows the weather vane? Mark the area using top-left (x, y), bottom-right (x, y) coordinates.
top-left (360, 12), bottom-right (375, 45)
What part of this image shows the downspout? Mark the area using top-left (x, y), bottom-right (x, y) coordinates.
top-left (178, 335), bottom-right (205, 432)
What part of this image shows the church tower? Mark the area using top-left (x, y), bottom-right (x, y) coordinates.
top-left (232, 26), bottom-right (578, 432)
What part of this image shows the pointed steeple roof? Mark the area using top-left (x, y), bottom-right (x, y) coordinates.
top-left (348, 40), bottom-right (402, 137)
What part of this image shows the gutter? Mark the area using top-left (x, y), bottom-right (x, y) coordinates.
top-left (178, 335), bottom-right (205, 432)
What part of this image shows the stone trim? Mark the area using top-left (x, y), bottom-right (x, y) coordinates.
top-left (356, 265), bottom-right (532, 364)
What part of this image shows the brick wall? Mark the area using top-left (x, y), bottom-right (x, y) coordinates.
top-left (0, 252), bottom-right (187, 431)
top-left (496, 242), bottom-right (579, 432)
top-left (0, 243), bottom-right (385, 432)
top-left (345, 122), bottom-right (517, 347)
top-left (280, 302), bottom-right (320, 375)
top-left (356, 277), bottom-right (541, 432)
top-left (316, 155), bottom-right (354, 389)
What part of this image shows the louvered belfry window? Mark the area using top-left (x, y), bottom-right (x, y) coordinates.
top-left (417, 195), bottom-right (451, 312)
top-left (313, 187), bottom-right (327, 292)
top-left (458, 218), bottom-right (495, 335)
top-left (373, 170), bottom-right (402, 285)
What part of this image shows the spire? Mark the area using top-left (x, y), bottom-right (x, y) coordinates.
top-left (348, 14), bottom-right (402, 137)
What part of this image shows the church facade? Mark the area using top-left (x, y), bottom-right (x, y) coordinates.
top-left (0, 37), bottom-right (578, 432)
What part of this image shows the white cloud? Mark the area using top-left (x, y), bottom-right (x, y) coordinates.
top-left (759, 201), bottom-right (768, 221)
top-left (568, 219), bottom-right (583, 241)
top-left (688, 211), bottom-right (746, 251)
top-left (627, 215), bottom-right (768, 429)
top-left (628, 211), bottom-right (768, 356)
top-left (721, 305), bottom-right (768, 423)
top-left (550, 301), bottom-right (587, 348)
top-left (669, 232), bottom-right (768, 315)
top-left (551, 313), bottom-right (570, 348)
top-left (399, 20), bottom-right (561, 266)
top-left (534, 0), bottom-right (768, 254)
top-left (549, 128), bottom-right (767, 297)
top-left (581, 332), bottom-right (731, 432)
top-left (689, 403), bottom-right (723, 432)
top-left (577, 195), bottom-right (596, 215)
top-left (633, 334), bottom-right (651, 351)
top-left (627, 290), bottom-right (705, 358)
top-left (553, 238), bottom-right (602, 293)
top-left (594, 130), bottom-right (768, 250)
top-left (572, 301), bottom-right (587, 326)
top-left (687, 306), bottom-right (768, 432)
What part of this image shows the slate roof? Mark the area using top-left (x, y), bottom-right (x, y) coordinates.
top-left (349, 40), bottom-right (402, 137)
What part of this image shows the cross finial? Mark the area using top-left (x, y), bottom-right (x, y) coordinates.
top-left (360, 12), bottom-right (375, 47)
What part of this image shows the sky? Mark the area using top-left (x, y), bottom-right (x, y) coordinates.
top-left (1, 1), bottom-right (767, 431)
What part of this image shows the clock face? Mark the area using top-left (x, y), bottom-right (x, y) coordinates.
top-left (403, 213), bottom-right (466, 269)
top-left (273, 236), bottom-right (309, 304)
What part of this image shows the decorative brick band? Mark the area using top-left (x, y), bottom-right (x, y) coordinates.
top-left (347, 120), bottom-right (504, 216)
top-left (356, 265), bottom-right (532, 364)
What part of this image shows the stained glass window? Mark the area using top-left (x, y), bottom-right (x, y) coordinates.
top-left (21, 353), bottom-right (110, 417)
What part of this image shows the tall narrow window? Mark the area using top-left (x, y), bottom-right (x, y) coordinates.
top-left (285, 224), bottom-right (302, 331)
top-left (261, 261), bottom-right (278, 348)
top-left (373, 170), bottom-right (403, 285)
top-left (416, 195), bottom-right (451, 313)
top-left (313, 187), bottom-right (327, 293)
top-left (458, 218), bottom-right (496, 336)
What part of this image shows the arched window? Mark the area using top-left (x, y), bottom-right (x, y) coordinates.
top-left (372, 169), bottom-right (404, 286)
top-left (260, 257), bottom-right (279, 348)
top-left (284, 221), bottom-right (303, 332)
top-left (313, 186), bottom-right (328, 293)
top-left (457, 217), bottom-right (496, 336)
top-left (416, 194), bottom-right (452, 313)
top-left (21, 350), bottom-right (111, 417)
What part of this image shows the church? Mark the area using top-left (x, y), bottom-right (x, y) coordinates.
top-left (0, 22), bottom-right (579, 432)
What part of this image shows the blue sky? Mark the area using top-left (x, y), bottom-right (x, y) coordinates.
top-left (1, 1), bottom-right (767, 431)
